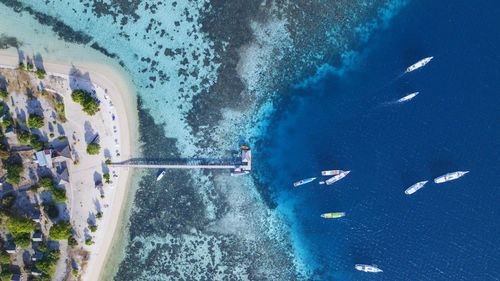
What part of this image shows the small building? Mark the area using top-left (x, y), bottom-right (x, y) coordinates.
top-left (32, 231), bottom-right (42, 242)
top-left (33, 149), bottom-right (53, 167)
top-left (30, 213), bottom-right (41, 223)
top-left (31, 250), bottom-right (43, 261)
top-left (56, 161), bottom-right (69, 184)
top-left (52, 144), bottom-right (72, 162)
top-left (5, 243), bottom-right (16, 254)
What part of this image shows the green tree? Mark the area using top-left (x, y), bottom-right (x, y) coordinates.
top-left (42, 202), bottom-right (59, 219)
top-left (0, 89), bottom-right (8, 100)
top-left (28, 114), bottom-right (44, 129)
top-left (26, 62), bottom-right (33, 71)
top-left (4, 163), bottom-right (22, 185)
top-left (96, 212), bottom-right (103, 219)
top-left (35, 250), bottom-right (60, 278)
top-left (1, 194), bottom-right (15, 208)
top-left (17, 129), bottom-right (30, 144)
top-left (1, 119), bottom-right (11, 129)
top-left (18, 62), bottom-right (25, 70)
top-left (38, 177), bottom-right (54, 189)
top-left (0, 265), bottom-right (11, 281)
top-left (86, 143), bottom-right (100, 155)
top-left (50, 188), bottom-right (66, 203)
top-left (105, 159), bottom-right (112, 165)
top-left (49, 221), bottom-right (72, 241)
top-left (71, 89), bottom-right (100, 115)
top-left (103, 173), bottom-right (110, 184)
top-left (29, 134), bottom-right (44, 150)
top-left (35, 68), bottom-right (46, 79)
top-left (57, 136), bottom-right (66, 142)
top-left (37, 242), bottom-right (48, 252)
top-left (13, 232), bottom-right (31, 248)
top-left (85, 238), bottom-right (92, 245)
top-left (88, 225), bottom-right (97, 232)
top-left (5, 216), bottom-right (35, 234)
top-left (0, 143), bottom-right (9, 160)
top-left (0, 251), bottom-right (10, 264)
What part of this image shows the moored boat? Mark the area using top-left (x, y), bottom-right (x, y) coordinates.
top-left (434, 171), bottom-right (469, 183)
top-left (321, 170), bottom-right (342, 176)
top-left (156, 170), bottom-right (166, 181)
top-left (294, 177), bottom-right (317, 187)
top-left (325, 171), bottom-right (350, 185)
top-left (355, 264), bottom-right (383, 273)
top-left (320, 212), bottom-right (345, 219)
top-left (405, 180), bottom-right (428, 195)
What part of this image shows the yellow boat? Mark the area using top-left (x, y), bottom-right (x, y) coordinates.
top-left (320, 212), bottom-right (345, 219)
top-left (240, 145), bottom-right (249, 150)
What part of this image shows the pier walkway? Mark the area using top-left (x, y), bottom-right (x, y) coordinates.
top-left (109, 148), bottom-right (251, 173)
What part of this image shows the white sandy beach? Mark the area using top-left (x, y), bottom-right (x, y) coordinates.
top-left (0, 50), bottom-right (137, 281)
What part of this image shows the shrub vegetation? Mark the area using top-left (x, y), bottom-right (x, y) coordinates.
top-left (17, 129), bottom-right (30, 144)
top-left (35, 68), bottom-right (46, 79)
top-left (71, 89), bottom-right (100, 115)
top-left (0, 89), bottom-right (8, 100)
top-left (86, 143), bottom-right (100, 155)
top-left (4, 163), bottom-right (22, 185)
top-left (28, 114), bottom-right (44, 129)
top-left (49, 221), bottom-right (72, 241)
top-left (35, 250), bottom-right (60, 279)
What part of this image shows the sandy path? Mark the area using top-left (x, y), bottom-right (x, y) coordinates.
top-left (0, 51), bottom-right (137, 281)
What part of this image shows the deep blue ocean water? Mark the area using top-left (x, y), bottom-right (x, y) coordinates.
top-left (258, 1), bottom-right (500, 280)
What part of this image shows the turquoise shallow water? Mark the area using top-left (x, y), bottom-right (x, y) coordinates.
top-left (0, 0), bottom-right (411, 279)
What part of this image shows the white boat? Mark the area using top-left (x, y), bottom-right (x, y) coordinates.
top-left (321, 170), bottom-right (342, 176)
top-left (325, 171), bottom-right (350, 185)
top-left (355, 264), bottom-right (383, 273)
top-left (294, 177), bottom-right (317, 187)
top-left (231, 171), bottom-right (249, 177)
top-left (404, 180), bottom-right (428, 195)
top-left (434, 171), bottom-right (469, 183)
top-left (397, 92), bottom-right (419, 103)
top-left (406, 56), bottom-right (433, 72)
top-left (156, 170), bottom-right (166, 181)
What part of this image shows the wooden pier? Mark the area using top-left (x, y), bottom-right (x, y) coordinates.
top-left (109, 148), bottom-right (251, 173)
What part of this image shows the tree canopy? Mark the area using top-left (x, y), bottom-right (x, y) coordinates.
top-left (35, 250), bottom-right (60, 279)
top-left (6, 216), bottom-right (35, 235)
top-left (4, 163), bottom-right (23, 185)
top-left (0, 251), bottom-right (10, 264)
top-left (13, 232), bottom-right (31, 248)
top-left (28, 114), bottom-right (44, 129)
top-left (71, 89), bottom-right (100, 115)
top-left (0, 89), bottom-right (8, 100)
top-left (51, 187), bottom-right (66, 203)
top-left (49, 220), bottom-right (72, 241)
top-left (29, 134), bottom-right (44, 150)
top-left (17, 129), bottom-right (30, 144)
top-left (86, 143), bottom-right (100, 155)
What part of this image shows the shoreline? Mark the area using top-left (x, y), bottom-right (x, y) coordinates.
top-left (0, 50), bottom-right (138, 281)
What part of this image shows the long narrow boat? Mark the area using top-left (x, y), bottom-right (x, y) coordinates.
top-left (404, 180), bottom-right (428, 195)
top-left (325, 171), bottom-right (350, 185)
top-left (355, 264), bottom-right (383, 273)
top-left (156, 170), bottom-right (166, 181)
top-left (406, 56), bottom-right (433, 72)
top-left (321, 170), bottom-right (342, 176)
top-left (320, 212), bottom-right (345, 219)
top-left (293, 177), bottom-right (317, 187)
top-left (434, 171), bottom-right (469, 183)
